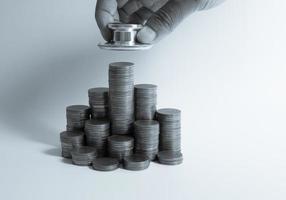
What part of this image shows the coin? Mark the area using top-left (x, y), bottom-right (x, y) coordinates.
top-left (109, 62), bottom-right (135, 135)
top-left (92, 157), bottom-right (119, 171)
top-left (123, 154), bottom-right (150, 171)
top-left (71, 146), bottom-right (97, 166)
top-left (60, 130), bottom-right (85, 158)
top-left (84, 119), bottom-right (110, 156)
top-left (135, 84), bottom-right (157, 120)
top-left (66, 105), bottom-right (90, 131)
top-left (134, 120), bottom-right (159, 160)
top-left (156, 108), bottom-right (181, 152)
top-left (108, 135), bottom-right (134, 160)
top-left (157, 151), bottom-right (183, 165)
top-left (88, 87), bottom-right (109, 119)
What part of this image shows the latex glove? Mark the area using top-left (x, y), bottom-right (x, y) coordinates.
top-left (95, 0), bottom-right (225, 43)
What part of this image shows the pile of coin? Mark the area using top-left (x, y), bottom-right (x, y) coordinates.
top-left (60, 131), bottom-right (85, 158)
top-left (157, 151), bottom-right (183, 165)
top-left (92, 157), bottom-right (120, 171)
top-left (123, 154), bottom-right (150, 171)
top-left (71, 146), bottom-right (97, 166)
top-left (135, 84), bottom-right (157, 120)
top-left (108, 135), bottom-right (134, 160)
top-left (59, 61), bottom-right (184, 171)
top-left (109, 62), bottom-right (134, 135)
top-left (134, 120), bottom-right (159, 160)
top-left (88, 87), bottom-right (109, 119)
top-left (156, 108), bottom-right (181, 152)
top-left (84, 119), bottom-right (110, 156)
top-left (66, 105), bottom-right (90, 131)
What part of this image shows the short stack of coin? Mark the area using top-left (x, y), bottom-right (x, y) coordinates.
top-left (60, 130), bottom-right (85, 158)
top-left (71, 146), bottom-right (97, 166)
top-left (84, 119), bottom-right (110, 156)
top-left (135, 84), bottom-right (157, 120)
top-left (134, 120), bottom-right (159, 160)
top-left (88, 87), bottom-right (109, 119)
top-left (123, 154), bottom-right (150, 171)
top-left (156, 108), bottom-right (181, 152)
top-left (109, 62), bottom-right (134, 135)
top-left (92, 157), bottom-right (119, 171)
top-left (157, 151), bottom-right (183, 165)
top-left (66, 105), bottom-right (90, 131)
top-left (108, 135), bottom-right (134, 160)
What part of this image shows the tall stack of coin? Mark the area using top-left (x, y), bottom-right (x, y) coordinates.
top-left (109, 62), bottom-right (134, 135)
top-left (84, 119), bottom-right (110, 156)
top-left (134, 84), bottom-right (157, 120)
top-left (108, 135), bottom-right (134, 160)
top-left (134, 120), bottom-right (159, 160)
top-left (88, 87), bottom-right (109, 119)
top-left (60, 131), bottom-right (85, 158)
top-left (66, 105), bottom-right (90, 131)
top-left (156, 108), bottom-right (181, 152)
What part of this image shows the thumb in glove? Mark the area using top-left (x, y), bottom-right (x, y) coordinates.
top-left (137, 0), bottom-right (226, 43)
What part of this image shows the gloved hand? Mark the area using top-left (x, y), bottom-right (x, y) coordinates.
top-left (95, 0), bottom-right (225, 43)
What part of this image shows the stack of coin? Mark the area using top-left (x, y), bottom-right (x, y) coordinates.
top-left (156, 108), bottom-right (181, 151)
top-left (108, 135), bottom-right (134, 160)
top-left (157, 151), bottom-right (183, 165)
top-left (134, 120), bottom-right (159, 160)
top-left (88, 87), bottom-right (109, 119)
top-left (66, 105), bottom-right (90, 131)
top-left (71, 146), bottom-right (97, 166)
top-left (134, 84), bottom-right (157, 120)
top-left (109, 62), bottom-right (135, 135)
top-left (84, 119), bottom-right (110, 156)
top-left (60, 131), bottom-right (85, 158)
top-left (123, 154), bottom-right (150, 171)
top-left (92, 157), bottom-right (119, 171)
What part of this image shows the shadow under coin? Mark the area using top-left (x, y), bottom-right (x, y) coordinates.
top-left (43, 147), bottom-right (61, 157)
top-left (61, 158), bottom-right (73, 165)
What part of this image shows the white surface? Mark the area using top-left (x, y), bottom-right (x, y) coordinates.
top-left (0, 0), bottom-right (286, 200)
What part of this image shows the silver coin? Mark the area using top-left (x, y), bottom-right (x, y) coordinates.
top-left (108, 135), bottom-right (134, 160)
top-left (60, 131), bottom-right (85, 158)
top-left (157, 151), bottom-right (183, 165)
top-left (84, 119), bottom-right (110, 156)
top-left (60, 131), bottom-right (84, 142)
top-left (135, 84), bottom-right (157, 90)
top-left (108, 135), bottom-right (134, 144)
top-left (92, 157), bottom-right (119, 171)
top-left (134, 120), bottom-right (159, 127)
top-left (134, 120), bottom-right (159, 160)
top-left (88, 87), bottom-right (108, 96)
top-left (85, 119), bottom-right (110, 129)
top-left (66, 105), bottom-right (90, 114)
top-left (123, 154), bottom-right (150, 171)
top-left (71, 146), bottom-right (97, 166)
top-left (109, 62), bottom-right (135, 135)
top-left (156, 108), bottom-right (181, 116)
top-left (156, 108), bottom-right (181, 152)
top-left (135, 84), bottom-right (157, 120)
top-left (66, 105), bottom-right (90, 130)
top-left (88, 88), bottom-right (109, 119)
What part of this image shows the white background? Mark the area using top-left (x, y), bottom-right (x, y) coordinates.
top-left (0, 0), bottom-right (285, 199)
